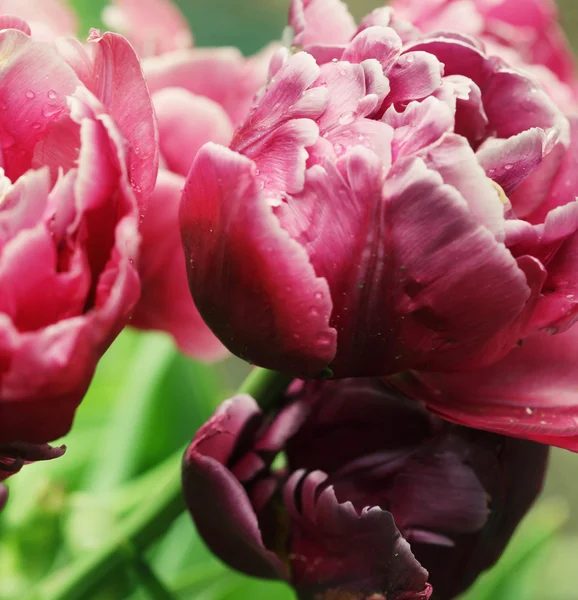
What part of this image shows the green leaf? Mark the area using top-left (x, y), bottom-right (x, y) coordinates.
top-left (459, 497), bottom-right (569, 600)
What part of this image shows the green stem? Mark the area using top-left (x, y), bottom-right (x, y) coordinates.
top-left (34, 367), bottom-right (292, 600)
top-left (132, 554), bottom-right (178, 600)
top-left (238, 367), bottom-right (293, 411)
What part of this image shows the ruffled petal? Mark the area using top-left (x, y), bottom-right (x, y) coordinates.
top-left (180, 143), bottom-right (336, 376)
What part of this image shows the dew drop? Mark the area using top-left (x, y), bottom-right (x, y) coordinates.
top-left (0, 133), bottom-right (14, 148)
top-left (331, 58), bottom-right (338, 63)
top-left (316, 332), bottom-right (332, 346)
top-left (47, 90), bottom-right (57, 100)
top-left (25, 90), bottom-right (35, 99)
top-left (42, 105), bottom-right (61, 118)
top-left (525, 407), bottom-right (533, 415)
top-left (487, 168), bottom-right (496, 176)
top-left (334, 143), bottom-right (346, 156)
top-left (31, 122), bottom-right (42, 130)
top-left (338, 111), bottom-right (355, 126)
top-left (314, 291), bottom-right (323, 300)
top-left (309, 307), bottom-right (319, 317)
top-left (504, 163), bottom-right (513, 170)
top-left (403, 53), bottom-right (415, 65)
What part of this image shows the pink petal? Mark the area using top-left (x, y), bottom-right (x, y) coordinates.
top-left (131, 169), bottom-right (227, 361)
top-left (288, 150), bottom-right (530, 375)
top-left (87, 31), bottom-right (159, 202)
top-left (153, 87), bottom-right (234, 178)
top-left (384, 96), bottom-right (454, 160)
top-left (342, 26), bottom-right (402, 71)
top-left (394, 325), bottom-right (578, 451)
top-left (0, 29), bottom-right (79, 181)
top-left (421, 133), bottom-right (506, 240)
top-left (387, 51), bottom-right (444, 104)
top-left (289, 0), bottom-right (357, 48)
top-left (180, 143), bottom-right (336, 376)
top-left (476, 127), bottom-right (555, 195)
top-left (144, 45), bottom-right (274, 127)
top-left (101, 0), bottom-right (192, 58)
top-left (0, 0), bottom-right (77, 37)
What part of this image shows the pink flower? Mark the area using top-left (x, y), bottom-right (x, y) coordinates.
top-left (102, 0), bottom-right (274, 359)
top-left (390, 0), bottom-right (578, 107)
top-left (0, 22), bottom-right (157, 444)
top-left (183, 380), bottom-right (547, 599)
top-left (0, 0), bottom-right (77, 39)
top-left (180, 0), bottom-right (577, 378)
top-left (102, 0), bottom-right (193, 58)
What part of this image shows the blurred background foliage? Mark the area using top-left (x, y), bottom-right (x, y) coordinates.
top-left (3, 1), bottom-right (578, 599)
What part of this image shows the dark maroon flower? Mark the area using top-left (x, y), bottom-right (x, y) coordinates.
top-left (182, 380), bottom-right (547, 599)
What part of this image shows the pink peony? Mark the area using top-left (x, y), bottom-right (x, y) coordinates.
top-left (180, 0), bottom-right (578, 378)
top-left (102, 0), bottom-right (193, 58)
top-left (0, 21), bottom-right (157, 444)
top-left (0, 0), bottom-right (77, 39)
top-left (102, 0), bottom-right (274, 359)
top-left (390, 0), bottom-right (578, 107)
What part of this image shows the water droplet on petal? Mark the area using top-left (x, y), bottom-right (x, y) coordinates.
top-left (25, 90), bottom-right (35, 99)
top-left (403, 53), bottom-right (415, 65)
top-left (504, 163), bottom-right (513, 170)
top-left (525, 407), bottom-right (533, 415)
top-left (316, 332), bottom-right (332, 347)
top-left (47, 90), bottom-right (57, 100)
top-left (334, 143), bottom-right (346, 156)
top-left (487, 168), bottom-right (496, 176)
top-left (42, 105), bottom-right (62, 118)
top-left (338, 111), bottom-right (355, 126)
top-left (331, 58), bottom-right (338, 63)
top-left (314, 291), bottom-right (323, 300)
top-left (309, 307), bottom-right (319, 317)
top-left (0, 133), bottom-right (14, 148)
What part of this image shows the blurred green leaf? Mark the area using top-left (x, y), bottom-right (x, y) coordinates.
top-left (460, 497), bottom-right (569, 600)
top-left (66, 0), bottom-right (105, 34)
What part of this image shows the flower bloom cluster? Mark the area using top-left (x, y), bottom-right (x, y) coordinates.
top-left (177, 0), bottom-right (578, 597)
top-left (0, 0), bottom-right (577, 598)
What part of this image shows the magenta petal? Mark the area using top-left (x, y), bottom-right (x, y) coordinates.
top-left (421, 134), bottom-right (506, 239)
top-left (395, 326), bottom-right (578, 450)
top-left (289, 0), bottom-right (357, 48)
top-left (384, 96), bottom-right (454, 160)
top-left (0, 29), bottom-right (78, 181)
top-left (87, 31), bottom-right (159, 202)
top-left (180, 144), bottom-right (336, 376)
top-left (153, 87), bottom-right (234, 178)
top-left (309, 153), bottom-right (529, 375)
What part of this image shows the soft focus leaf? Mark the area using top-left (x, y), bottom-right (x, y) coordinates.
top-left (460, 497), bottom-right (569, 600)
